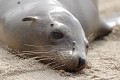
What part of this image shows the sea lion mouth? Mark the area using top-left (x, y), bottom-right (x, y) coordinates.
top-left (14, 46), bottom-right (87, 72)
top-left (41, 49), bottom-right (87, 72)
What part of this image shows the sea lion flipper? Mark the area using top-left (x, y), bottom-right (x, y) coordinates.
top-left (99, 20), bottom-right (112, 36)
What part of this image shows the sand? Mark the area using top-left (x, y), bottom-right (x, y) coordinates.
top-left (0, 0), bottom-right (120, 80)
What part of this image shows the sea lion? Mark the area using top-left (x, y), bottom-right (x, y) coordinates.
top-left (0, 0), bottom-right (112, 72)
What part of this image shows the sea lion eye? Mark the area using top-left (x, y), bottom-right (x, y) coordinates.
top-left (51, 31), bottom-right (64, 39)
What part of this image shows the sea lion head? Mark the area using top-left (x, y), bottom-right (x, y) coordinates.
top-left (3, 4), bottom-right (88, 72)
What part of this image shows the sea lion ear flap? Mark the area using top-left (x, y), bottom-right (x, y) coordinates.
top-left (22, 16), bottom-right (39, 21)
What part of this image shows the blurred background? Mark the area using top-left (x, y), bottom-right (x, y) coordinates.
top-left (99, 0), bottom-right (120, 17)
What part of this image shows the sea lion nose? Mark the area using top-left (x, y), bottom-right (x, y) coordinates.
top-left (77, 57), bottom-right (87, 70)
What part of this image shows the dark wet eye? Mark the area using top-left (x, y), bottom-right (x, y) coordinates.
top-left (51, 31), bottom-right (64, 39)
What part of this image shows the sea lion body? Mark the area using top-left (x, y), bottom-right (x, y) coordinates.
top-left (0, 0), bottom-right (111, 71)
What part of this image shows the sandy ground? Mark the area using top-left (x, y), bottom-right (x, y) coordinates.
top-left (0, 0), bottom-right (120, 80)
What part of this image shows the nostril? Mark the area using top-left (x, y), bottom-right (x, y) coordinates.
top-left (77, 57), bottom-right (86, 68)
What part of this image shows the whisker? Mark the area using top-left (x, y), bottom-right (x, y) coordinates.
top-left (51, 63), bottom-right (61, 69)
top-left (24, 44), bottom-right (54, 48)
top-left (34, 56), bottom-right (55, 59)
top-left (17, 52), bottom-right (49, 56)
top-left (22, 51), bottom-right (49, 54)
top-left (3, 45), bottom-right (11, 50)
top-left (16, 52), bottom-right (51, 59)
top-left (52, 63), bottom-right (66, 70)
top-left (65, 40), bottom-right (72, 48)
top-left (47, 61), bottom-right (58, 66)
top-left (88, 33), bottom-right (94, 40)
top-left (29, 54), bottom-right (56, 59)
top-left (36, 57), bottom-right (54, 61)
top-left (48, 48), bottom-right (68, 53)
